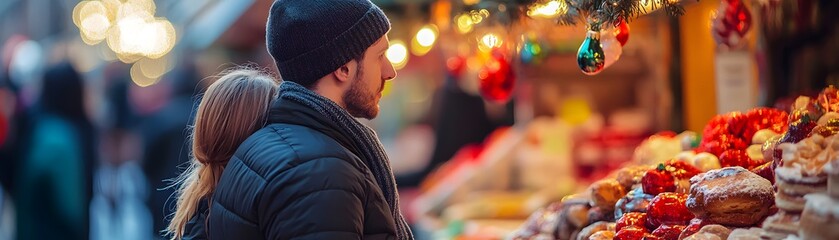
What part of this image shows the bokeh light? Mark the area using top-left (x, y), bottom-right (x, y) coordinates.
top-left (527, 0), bottom-right (568, 18)
top-left (386, 40), bottom-right (409, 70)
top-left (411, 24), bottom-right (438, 56)
top-left (478, 33), bottom-right (502, 52)
top-left (130, 61), bottom-right (160, 87)
top-left (73, 0), bottom-right (175, 65)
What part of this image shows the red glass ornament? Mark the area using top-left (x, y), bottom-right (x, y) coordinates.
top-left (651, 225), bottom-right (685, 240)
top-left (724, 0), bottom-right (752, 36)
top-left (617, 212), bottom-right (648, 232)
top-left (478, 53), bottom-right (515, 102)
top-left (641, 164), bottom-right (676, 196)
top-left (646, 193), bottom-right (693, 229)
top-left (615, 19), bottom-right (630, 46)
top-left (751, 161), bottom-right (775, 183)
top-left (711, 0), bottom-right (752, 48)
top-left (615, 227), bottom-right (648, 240)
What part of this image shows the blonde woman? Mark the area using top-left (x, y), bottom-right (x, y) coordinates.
top-left (166, 68), bottom-right (278, 240)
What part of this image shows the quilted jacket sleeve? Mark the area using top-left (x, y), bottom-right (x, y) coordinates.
top-left (259, 157), bottom-right (368, 240)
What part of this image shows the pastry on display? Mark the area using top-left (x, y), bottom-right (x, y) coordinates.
top-left (817, 85), bottom-right (839, 113)
top-left (726, 227), bottom-right (763, 240)
top-left (509, 88), bottom-right (839, 240)
top-left (827, 159), bottom-right (839, 197)
top-left (690, 224), bottom-right (731, 239)
top-left (689, 153), bottom-right (722, 172)
top-left (586, 207), bottom-right (614, 225)
top-left (681, 232), bottom-right (723, 240)
top-left (559, 197), bottom-right (591, 239)
top-left (575, 221), bottom-right (614, 240)
top-left (773, 134), bottom-right (837, 212)
top-left (798, 160), bottom-right (839, 240)
top-left (586, 230), bottom-right (614, 240)
top-left (813, 117), bottom-right (839, 136)
top-left (774, 165), bottom-right (827, 212)
top-left (588, 179), bottom-right (627, 211)
top-left (615, 166), bottom-right (650, 191)
top-left (686, 167), bottom-right (774, 227)
top-left (614, 187), bottom-right (654, 219)
top-left (759, 211), bottom-right (800, 240)
top-left (798, 193), bottom-right (839, 240)
top-left (632, 132), bottom-right (687, 166)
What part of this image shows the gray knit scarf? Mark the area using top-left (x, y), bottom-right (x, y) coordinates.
top-left (279, 81), bottom-right (413, 240)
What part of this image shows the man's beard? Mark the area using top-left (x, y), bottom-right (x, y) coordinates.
top-left (343, 65), bottom-right (382, 119)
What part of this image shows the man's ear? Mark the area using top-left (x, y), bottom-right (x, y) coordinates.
top-left (333, 60), bottom-right (357, 83)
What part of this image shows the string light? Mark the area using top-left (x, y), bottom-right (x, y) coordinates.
top-left (456, 13), bottom-right (474, 34)
top-left (130, 61), bottom-right (160, 87)
top-left (528, 0), bottom-right (567, 18)
top-left (73, 0), bottom-right (176, 68)
top-left (386, 40), bottom-right (408, 70)
top-left (411, 24), bottom-right (438, 56)
top-left (478, 33), bottom-right (502, 52)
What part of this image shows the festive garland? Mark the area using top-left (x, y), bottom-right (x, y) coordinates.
top-left (554, 0), bottom-right (688, 27)
top-left (460, 0), bottom-right (690, 27)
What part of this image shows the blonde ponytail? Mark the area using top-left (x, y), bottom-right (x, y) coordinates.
top-left (166, 68), bottom-right (277, 239)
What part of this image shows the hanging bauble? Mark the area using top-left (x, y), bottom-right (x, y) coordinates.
top-left (711, 0), bottom-right (752, 49)
top-left (600, 26), bottom-right (623, 70)
top-left (614, 19), bottom-right (630, 46)
top-left (723, 0), bottom-right (752, 36)
top-left (577, 30), bottom-right (605, 75)
top-left (478, 51), bottom-right (515, 102)
top-left (519, 35), bottom-right (545, 65)
top-left (446, 55), bottom-right (466, 78)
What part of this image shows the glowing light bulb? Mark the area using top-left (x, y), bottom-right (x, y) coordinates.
top-left (478, 33), bottom-right (502, 52)
top-left (411, 25), bottom-right (438, 56)
top-left (416, 26), bottom-right (437, 47)
top-left (456, 14), bottom-right (474, 34)
top-left (527, 0), bottom-right (567, 18)
top-left (386, 40), bottom-right (408, 70)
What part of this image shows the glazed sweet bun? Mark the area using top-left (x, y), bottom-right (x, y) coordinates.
top-left (686, 167), bottom-right (774, 227)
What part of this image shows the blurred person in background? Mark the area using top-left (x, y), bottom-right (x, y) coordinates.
top-left (91, 77), bottom-right (153, 240)
top-left (0, 35), bottom-right (38, 197)
top-left (205, 0), bottom-right (412, 239)
top-left (397, 76), bottom-right (514, 187)
top-left (0, 64), bottom-right (16, 240)
top-left (15, 61), bottom-right (95, 240)
top-left (165, 68), bottom-right (278, 240)
top-left (131, 62), bottom-right (200, 238)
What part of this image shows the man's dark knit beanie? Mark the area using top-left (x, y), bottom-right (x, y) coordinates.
top-left (266, 0), bottom-right (391, 87)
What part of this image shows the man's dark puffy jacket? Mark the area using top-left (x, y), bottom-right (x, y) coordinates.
top-left (205, 98), bottom-right (398, 239)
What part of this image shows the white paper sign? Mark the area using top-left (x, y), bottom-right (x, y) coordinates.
top-left (715, 51), bottom-right (756, 114)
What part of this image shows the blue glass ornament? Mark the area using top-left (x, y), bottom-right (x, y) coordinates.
top-left (576, 30), bottom-right (605, 75)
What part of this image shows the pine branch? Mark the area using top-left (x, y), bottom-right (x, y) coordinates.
top-left (547, 0), bottom-right (691, 27)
